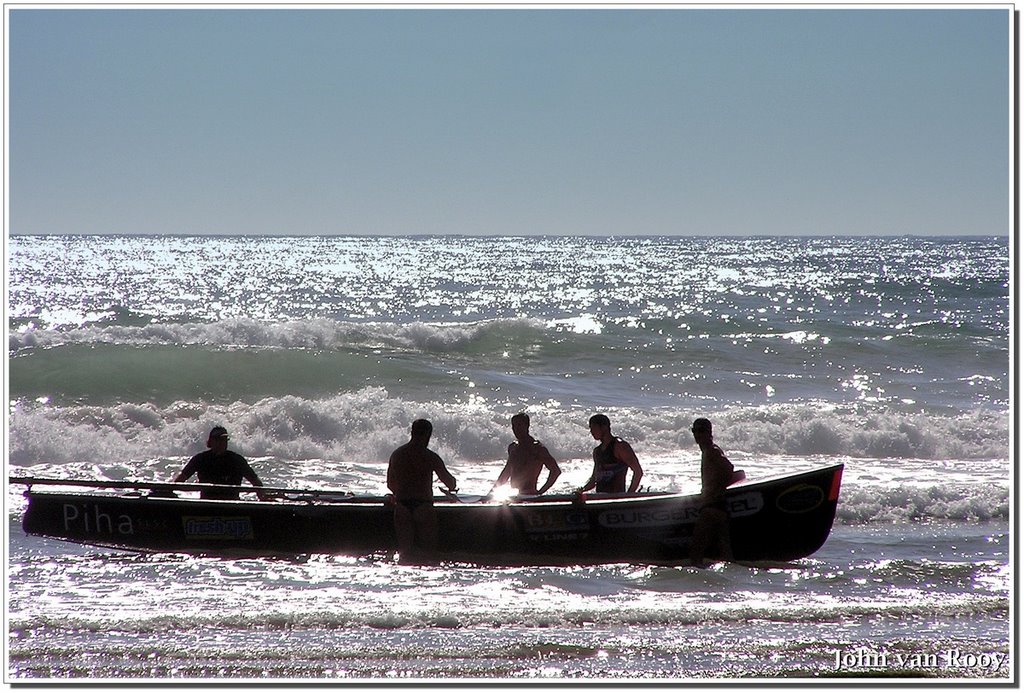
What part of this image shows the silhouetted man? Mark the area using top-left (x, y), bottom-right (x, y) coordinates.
top-left (387, 419), bottom-right (457, 561)
top-left (493, 413), bottom-right (562, 496)
top-left (174, 426), bottom-right (264, 500)
top-left (689, 417), bottom-right (734, 567)
top-left (580, 414), bottom-right (643, 494)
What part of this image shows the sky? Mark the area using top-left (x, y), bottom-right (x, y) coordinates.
top-left (6, 6), bottom-right (1013, 237)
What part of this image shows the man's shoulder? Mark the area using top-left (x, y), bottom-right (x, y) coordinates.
top-left (710, 444), bottom-right (732, 466)
top-left (188, 449), bottom-right (212, 464)
top-left (514, 439), bottom-right (546, 451)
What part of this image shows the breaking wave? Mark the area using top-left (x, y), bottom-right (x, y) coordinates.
top-left (7, 387), bottom-right (1009, 526)
top-left (7, 388), bottom-right (1009, 465)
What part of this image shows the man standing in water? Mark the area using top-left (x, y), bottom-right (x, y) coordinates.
top-left (579, 414), bottom-right (643, 494)
top-left (387, 419), bottom-right (458, 561)
top-left (174, 426), bottom-right (265, 500)
top-left (689, 417), bottom-right (735, 568)
top-left (492, 413), bottom-right (562, 496)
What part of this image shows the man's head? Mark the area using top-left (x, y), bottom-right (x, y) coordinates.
top-left (207, 426), bottom-right (230, 451)
top-left (411, 419), bottom-right (433, 442)
top-left (588, 414), bottom-right (611, 440)
top-left (511, 412), bottom-right (530, 440)
top-left (691, 418), bottom-right (713, 443)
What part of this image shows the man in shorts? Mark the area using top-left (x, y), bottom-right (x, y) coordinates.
top-left (387, 419), bottom-right (458, 561)
top-left (689, 417), bottom-right (735, 567)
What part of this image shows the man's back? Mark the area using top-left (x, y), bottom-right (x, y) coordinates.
top-left (182, 449), bottom-right (254, 500)
top-left (700, 443), bottom-right (734, 505)
top-left (388, 442), bottom-right (446, 500)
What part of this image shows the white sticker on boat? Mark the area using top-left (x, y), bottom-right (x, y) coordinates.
top-left (728, 492), bottom-right (764, 517)
top-left (62, 503), bottom-right (135, 535)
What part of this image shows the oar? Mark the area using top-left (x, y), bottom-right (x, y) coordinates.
top-left (437, 486), bottom-right (463, 503)
top-left (8, 476), bottom-right (373, 502)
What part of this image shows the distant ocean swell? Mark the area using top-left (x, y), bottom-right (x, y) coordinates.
top-left (9, 314), bottom-right (1008, 363)
top-left (8, 315), bottom-right (1010, 412)
top-left (9, 316), bottom-right (550, 353)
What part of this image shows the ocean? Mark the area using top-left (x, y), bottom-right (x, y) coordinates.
top-left (6, 234), bottom-right (1011, 681)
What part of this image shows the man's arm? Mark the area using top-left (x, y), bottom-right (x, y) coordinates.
top-left (494, 445), bottom-right (515, 487)
top-left (234, 455), bottom-right (268, 500)
top-left (578, 456), bottom-right (598, 493)
top-left (386, 451), bottom-right (399, 495)
top-left (433, 454), bottom-right (458, 492)
top-left (240, 457), bottom-right (263, 488)
top-left (618, 442), bottom-right (643, 493)
top-left (173, 457), bottom-right (197, 483)
top-left (536, 448), bottom-right (561, 495)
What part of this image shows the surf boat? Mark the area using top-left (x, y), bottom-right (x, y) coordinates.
top-left (11, 464), bottom-right (842, 564)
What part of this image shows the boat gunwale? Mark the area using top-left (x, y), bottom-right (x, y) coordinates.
top-left (13, 463), bottom-right (844, 509)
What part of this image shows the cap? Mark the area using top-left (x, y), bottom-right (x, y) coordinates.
top-left (209, 426), bottom-right (230, 440)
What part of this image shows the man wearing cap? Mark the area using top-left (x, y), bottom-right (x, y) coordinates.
top-left (689, 417), bottom-right (735, 567)
top-left (174, 426), bottom-right (265, 500)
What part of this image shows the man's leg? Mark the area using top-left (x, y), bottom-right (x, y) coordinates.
top-left (393, 504), bottom-right (415, 558)
top-left (413, 504), bottom-right (439, 555)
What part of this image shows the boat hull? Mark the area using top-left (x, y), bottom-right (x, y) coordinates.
top-left (19, 464), bottom-right (842, 564)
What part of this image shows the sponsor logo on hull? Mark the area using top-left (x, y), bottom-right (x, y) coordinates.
top-left (523, 510), bottom-right (589, 534)
top-left (183, 516), bottom-right (254, 540)
top-left (775, 484), bottom-right (825, 514)
top-left (597, 492), bottom-right (764, 528)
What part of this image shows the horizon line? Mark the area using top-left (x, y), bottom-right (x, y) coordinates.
top-left (6, 232), bottom-right (1009, 240)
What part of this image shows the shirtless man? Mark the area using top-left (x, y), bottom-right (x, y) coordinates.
top-left (493, 413), bottom-right (562, 496)
top-left (386, 419), bottom-right (458, 560)
top-left (689, 417), bottom-right (735, 567)
top-left (579, 414), bottom-right (643, 494)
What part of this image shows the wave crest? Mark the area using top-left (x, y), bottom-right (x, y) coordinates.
top-left (9, 317), bottom-right (550, 354)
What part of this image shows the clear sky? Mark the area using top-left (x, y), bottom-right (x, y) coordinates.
top-left (7, 6), bottom-right (1013, 236)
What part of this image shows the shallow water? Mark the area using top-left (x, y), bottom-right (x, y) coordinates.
top-left (7, 518), bottom-right (1010, 680)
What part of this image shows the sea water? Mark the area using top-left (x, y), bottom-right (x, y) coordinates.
top-left (5, 235), bottom-right (1011, 681)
